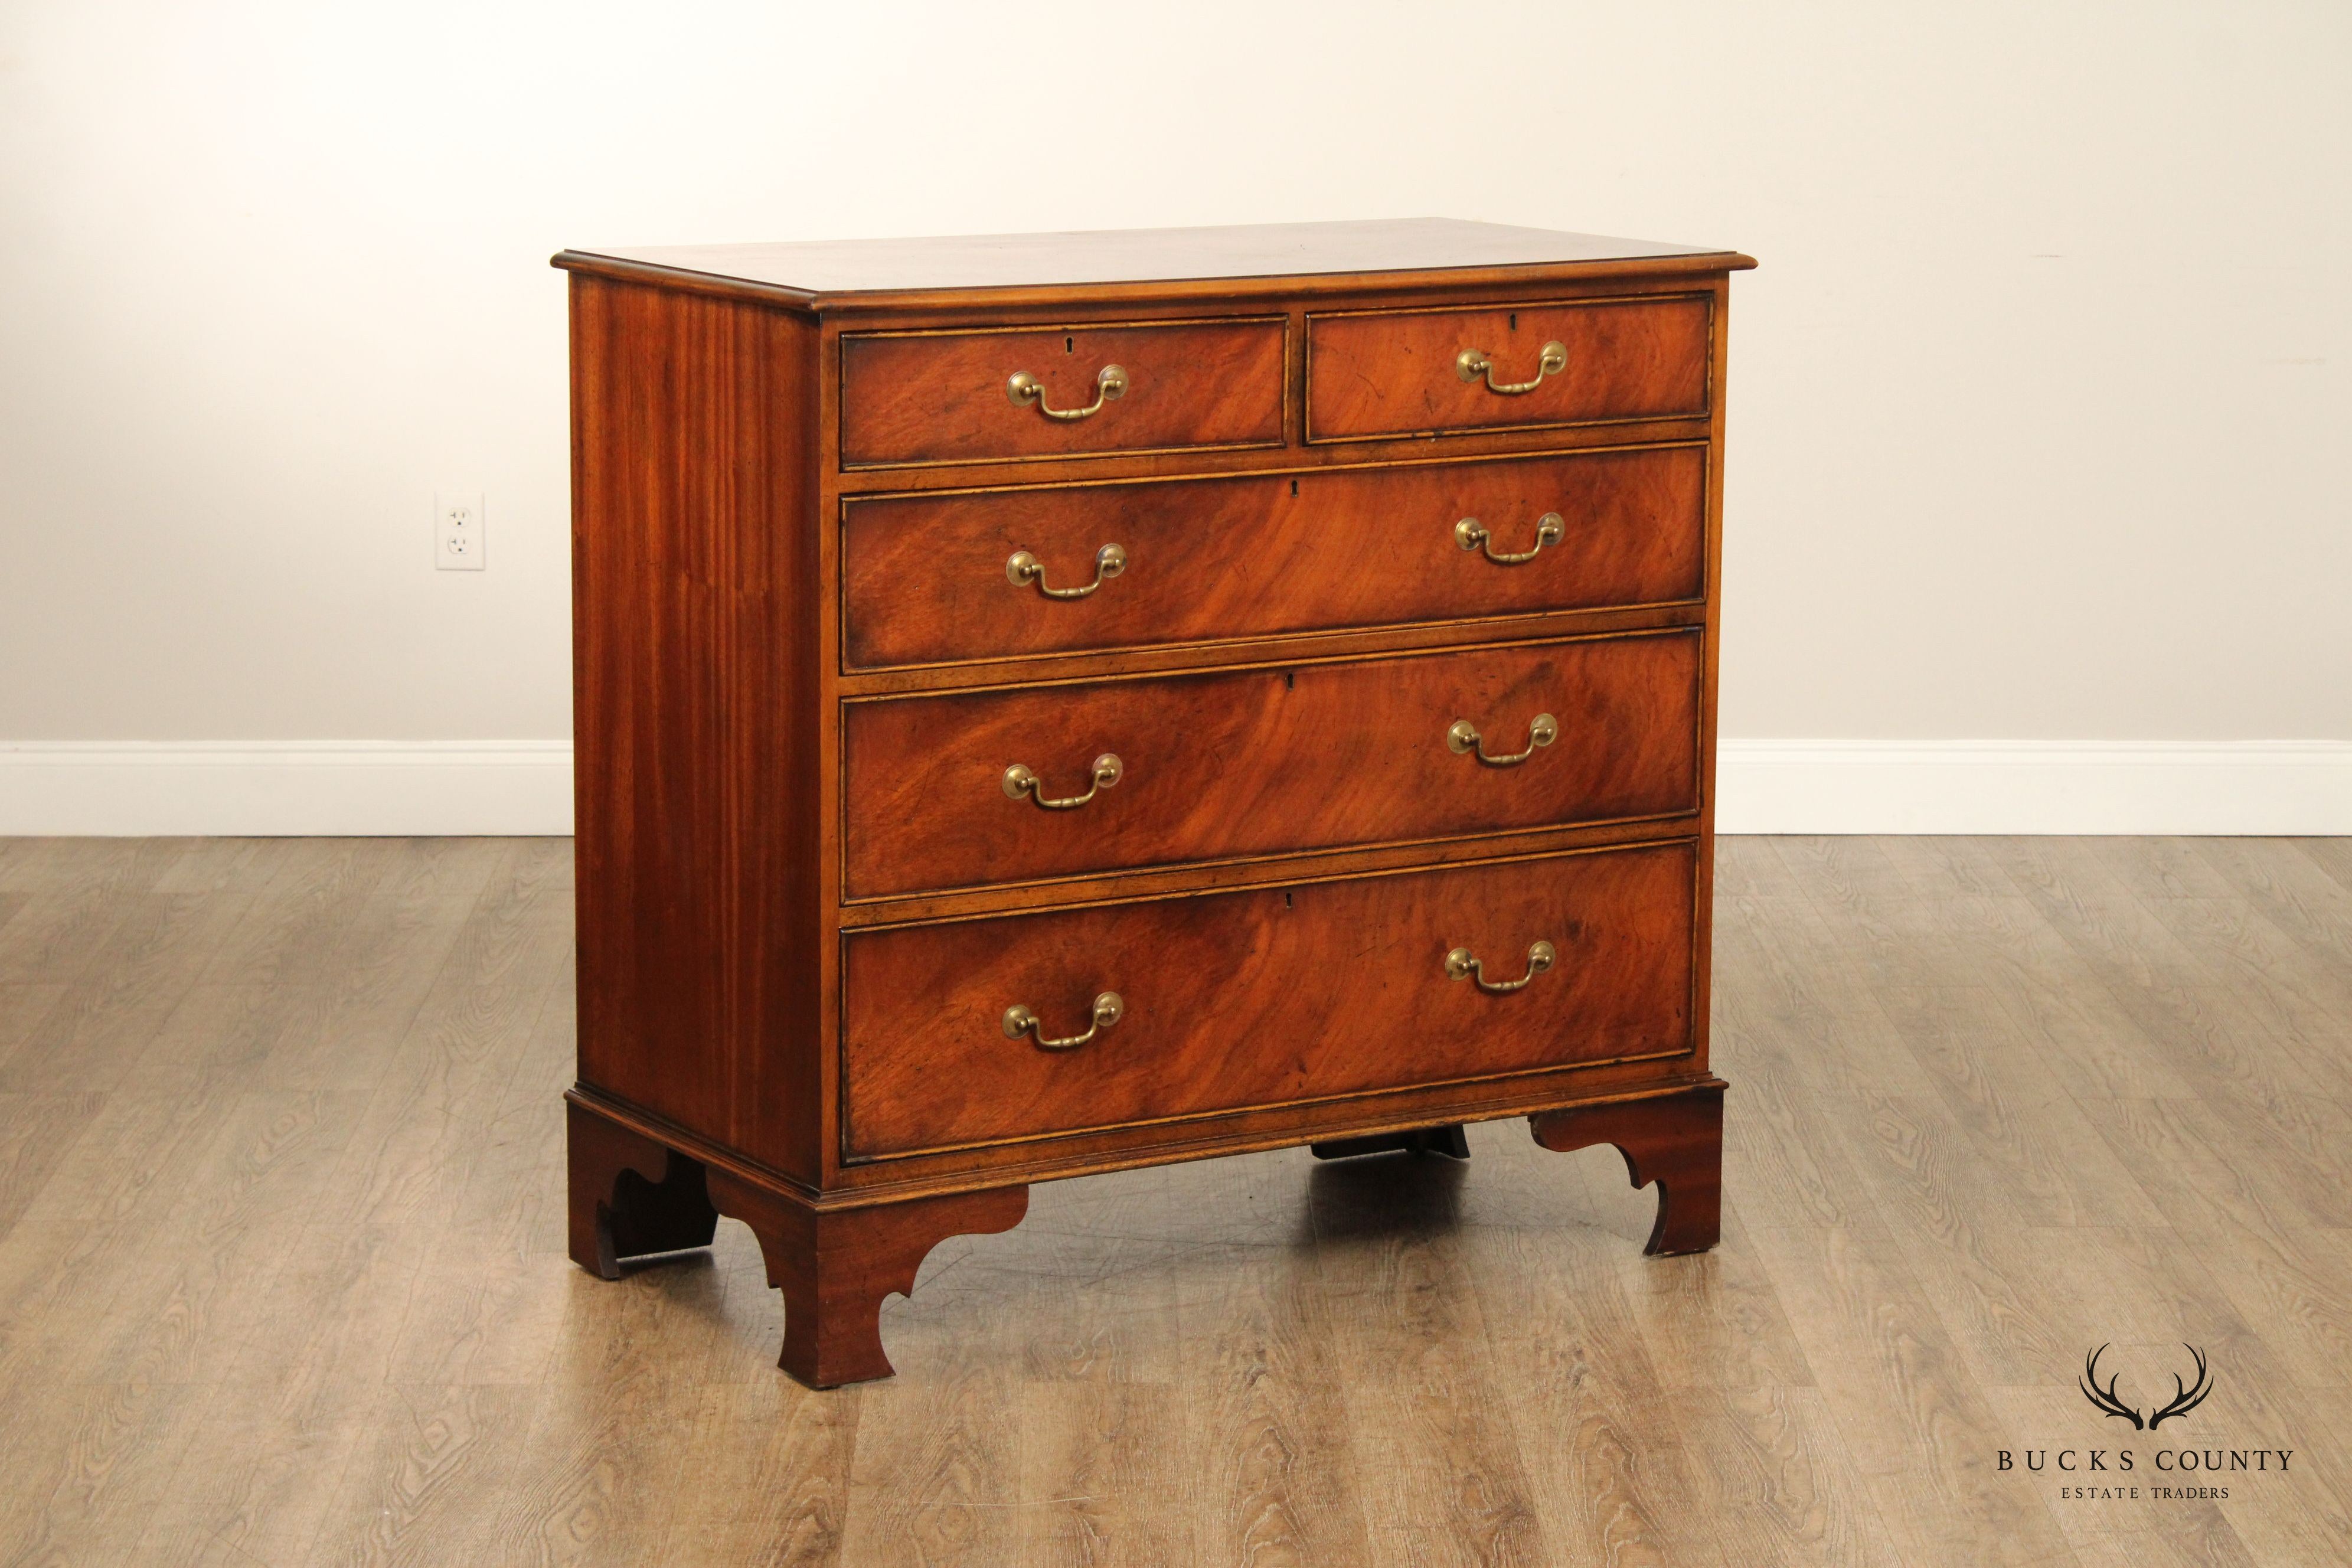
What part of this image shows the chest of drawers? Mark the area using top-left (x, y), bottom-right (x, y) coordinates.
top-left (554, 219), bottom-right (1754, 1387)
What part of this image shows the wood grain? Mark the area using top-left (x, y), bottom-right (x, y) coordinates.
top-left (1308, 295), bottom-right (1713, 441)
top-left (842, 631), bottom-right (1703, 898)
top-left (842, 842), bottom-right (1698, 1158)
top-left (841, 444), bottom-right (1708, 669)
top-left (568, 275), bottom-right (824, 1181)
top-left (839, 318), bottom-right (1285, 468)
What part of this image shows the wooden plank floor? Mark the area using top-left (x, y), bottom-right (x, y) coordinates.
top-left (0, 835), bottom-right (2347, 1566)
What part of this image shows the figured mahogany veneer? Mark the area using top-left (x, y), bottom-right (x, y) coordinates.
top-left (844, 842), bottom-right (1697, 1158)
top-left (554, 218), bottom-right (1750, 1387)
top-left (1308, 295), bottom-right (1713, 442)
top-left (840, 318), bottom-right (1286, 468)
top-left (840, 444), bottom-right (1708, 669)
top-left (841, 631), bottom-right (1702, 899)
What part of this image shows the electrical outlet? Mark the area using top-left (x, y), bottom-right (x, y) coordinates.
top-left (435, 492), bottom-right (485, 570)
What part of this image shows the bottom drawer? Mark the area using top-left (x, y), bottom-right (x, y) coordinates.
top-left (841, 840), bottom-right (1696, 1159)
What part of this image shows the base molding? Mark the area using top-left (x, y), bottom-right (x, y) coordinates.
top-left (0, 738), bottom-right (2343, 837)
top-left (0, 740), bottom-right (573, 835)
top-left (1716, 739), bottom-right (2352, 835)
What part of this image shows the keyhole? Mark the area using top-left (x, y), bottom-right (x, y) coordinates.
top-left (1508, 312), bottom-right (1518, 331)
top-left (1289, 479), bottom-right (1299, 498)
top-left (1284, 892), bottom-right (1293, 910)
top-left (1284, 671), bottom-right (1295, 690)
top-left (1064, 337), bottom-right (1073, 354)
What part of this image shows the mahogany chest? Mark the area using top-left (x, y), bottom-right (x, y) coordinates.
top-left (553, 219), bottom-right (1754, 1386)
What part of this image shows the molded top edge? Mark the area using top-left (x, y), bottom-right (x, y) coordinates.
top-left (551, 217), bottom-right (1751, 302)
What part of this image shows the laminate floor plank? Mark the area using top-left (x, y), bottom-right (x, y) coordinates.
top-left (2291, 835), bottom-right (2352, 896)
top-left (1871, 833), bottom-right (2022, 900)
top-left (899, 1177), bottom-right (1183, 1563)
top-left (0, 1090), bottom-right (236, 1381)
top-left (651, 1380), bottom-right (858, 1567)
top-left (53, 1087), bottom-right (372, 1387)
top-left (0, 1376), bottom-right (208, 1567)
top-left (191, 839), bottom-right (397, 992)
top-left (2194, 838), bottom-right (2352, 963)
top-left (1468, 1219), bottom-right (1729, 1568)
top-left (0, 1089), bottom-right (106, 1243)
top-left (1658, 1384), bottom-right (1903, 1567)
top-left (303, 1381), bottom-right (547, 1568)
top-left (1747, 1219), bottom-right (2080, 1568)
top-left (2, 835), bottom-right (2348, 1565)
top-left (1837, 1090), bottom-right (2089, 1386)
top-left (1867, 985), bottom-right (2170, 1230)
top-left (2131, 893), bottom-right (2352, 1100)
top-left (1309, 1155), bottom-right (1555, 1568)
top-left (2180, 1223), bottom-right (2352, 1389)
top-left (482, 1257), bottom-right (726, 1567)
top-left (1988, 840), bottom-right (2340, 1103)
top-left (2075, 1097), bottom-right (2341, 1249)
top-left (1612, 1206), bottom-right (1819, 1393)
top-left (1164, 1152), bottom-right (1373, 1568)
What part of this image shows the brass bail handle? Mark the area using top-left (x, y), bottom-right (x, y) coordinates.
top-left (1002, 752), bottom-right (1123, 810)
top-left (1455, 340), bottom-right (1567, 395)
top-left (1006, 363), bottom-right (1128, 421)
top-left (1447, 713), bottom-right (1558, 767)
top-left (1445, 941), bottom-right (1558, 995)
top-left (1006, 542), bottom-right (1128, 599)
top-left (1455, 512), bottom-right (1564, 564)
top-left (1002, 991), bottom-right (1123, 1051)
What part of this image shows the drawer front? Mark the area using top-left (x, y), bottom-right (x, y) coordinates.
top-left (839, 318), bottom-right (1286, 468)
top-left (842, 630), bottom-right (1700, 899)
top-left (1307, 296), bottom-right (1711, 442)
top-left (842, 841), bottom-right (1697, 1158)
top-left (841, 445), bottom-right (1707, 669)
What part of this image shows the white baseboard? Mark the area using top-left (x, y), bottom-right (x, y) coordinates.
top-left (1716, 739), bottom-right (2352, 835)
top-left (0, 739), bottom-right (2343, 838)
top-left (0, 741), bottom-right (574, 836)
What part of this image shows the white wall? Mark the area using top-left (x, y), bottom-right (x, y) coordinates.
top-left (2, 1), bottom-right (2347, 831)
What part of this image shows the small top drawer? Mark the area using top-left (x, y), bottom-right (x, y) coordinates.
top-left (1306, 295), bottom-right (1712, 442)
top-left (839, 318), bottom-right (1287, 468)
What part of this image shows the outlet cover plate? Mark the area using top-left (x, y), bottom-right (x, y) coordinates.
top-left (436, 492), bottom-right (485, 571)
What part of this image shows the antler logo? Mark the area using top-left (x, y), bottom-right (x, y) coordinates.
top-left (2079, 1343), bottom-right (2214, 1430)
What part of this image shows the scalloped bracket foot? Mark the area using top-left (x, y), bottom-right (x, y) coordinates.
top-left (1529, 1079), bottom-right (1726, 1256)
top-left (708, 1175), bottom-right (1031, 1389)
top-left (567, 1097), bottom-right (721, 1280)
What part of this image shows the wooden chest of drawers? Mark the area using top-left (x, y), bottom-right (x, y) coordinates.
top-left (554, 219), bottom-right (1754, 1387)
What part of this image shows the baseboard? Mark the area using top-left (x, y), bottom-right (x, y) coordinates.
top-left (0, 741), bottom-right (573, 836)
top-left (1716, 739), bottom-right (2352, 835)
top-left (0, 739), bottom-right (2343, 838)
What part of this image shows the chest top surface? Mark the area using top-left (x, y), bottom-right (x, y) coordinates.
top-left (554, 217), bottom-right (1750, 305)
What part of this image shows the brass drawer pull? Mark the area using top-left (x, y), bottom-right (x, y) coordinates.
top-left (1455, 340), bottom-right (1567, 396)
top-left (1003, 991), bottom-right (1123, 1051)
top-left (1005, 363), bottom-right (1128, 421)
top-left (1002, 752), bottom-right (1123, 809)
top-left (1445, 941), bottom-right (1557, 995)
top-left (1006, 543), bottom-right (1128, 599)
top-left (1447, 713), bottom-right (1557, 766)
top-left (1455, 511), bottom-right (1564, 564)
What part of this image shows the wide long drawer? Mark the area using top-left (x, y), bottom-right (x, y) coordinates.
top-left (839, 318), bottom-right (1287, 468)
top-left (841, 630), bottom-right (1701, 899)
top-left (840, 445), bottom-right (1708, 669)
top-left (841, 840), bottom-right (1698, 1158)
top-left (1307, 295), bottom-right (1712, 442)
